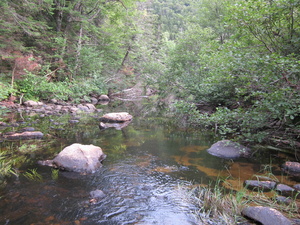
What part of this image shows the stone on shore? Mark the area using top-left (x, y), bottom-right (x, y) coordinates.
top-left (244, 180), bottom-right (276, 191)
top-left (99, 95), bottom-right (110, 101)
top-left (242, 206), bottom-right (292, 225)
top-left (275, 184), bottom-right (296, 196)
top-left (23, 100), bottom-right (44, 107)
top-left (282, 162), bottom-right (300, 174)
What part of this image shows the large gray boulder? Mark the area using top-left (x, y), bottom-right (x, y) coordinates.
top-left (207, 140), bottom-right (251, 159)
top-left (39, 143), bottom-right (106, 173)
top-left (242, 206), bottom-right (292, 225)
top-left (99, 112), bottom-right (133, 123)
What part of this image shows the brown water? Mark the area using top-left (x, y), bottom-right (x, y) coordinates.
top-left (0, 101), bottom-right (295, 225)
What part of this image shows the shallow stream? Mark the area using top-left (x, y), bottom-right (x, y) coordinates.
top-left (0, 101), bottom-right (296, 224)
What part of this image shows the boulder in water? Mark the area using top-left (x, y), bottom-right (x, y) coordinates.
top-left (38, 143), bottom-right (106, 173)
top-left (207, 140), bottom-right (251, 159)
top-left (99, 112), bottom-right (133, 123)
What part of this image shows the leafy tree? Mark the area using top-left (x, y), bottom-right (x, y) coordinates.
top-left (152, 0), bottom-right (194, 40)
top-left (227, 0), bottom-right (300, 55)
top-left (190, 0), bottom-right (232, 44)
top-left (0, 0), bottom-right (143, 101)
top-left (158, 0), bottom-right (300, 146)
top-left (0, 0), bottom-right (139, 77)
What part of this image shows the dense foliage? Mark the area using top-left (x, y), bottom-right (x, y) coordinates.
top-left (0, 0), bottom-right (141, 102)
top-left (158, 0), bottom-right (300, 147)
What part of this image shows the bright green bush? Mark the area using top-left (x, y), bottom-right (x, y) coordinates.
top-left (15, 73), bottom-right (71, 101)
top-left (0, 81), bottom-right (14, 101)
top-left (69, 75), bottom-right (106, 103)
top-left (15, 72), bottom-right (106, 102)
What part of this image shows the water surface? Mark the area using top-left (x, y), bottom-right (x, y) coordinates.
top-left (0, 102), bottom-right (294, 224)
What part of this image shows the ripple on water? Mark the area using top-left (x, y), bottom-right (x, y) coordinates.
top-left (83, 158), bottom-right (199, 225)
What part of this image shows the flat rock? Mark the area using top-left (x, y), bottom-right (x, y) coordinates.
top-left (40, 143), bottom-right (106, 173)
top-left (275, 184), bottom-right (295, 193)
top-left (99, 112), bottom-right (133, 123)
top-left (19, 127), bottom-right (35, 132)
top-left (244, 180), bottom-right (276, 191)
top-left (24, 100), bottom-right (44, 107)
top-left (242, 206), bottom-right (292, 225)
top-left (4, 131), bottom-right (44, 140)
top-left (282, 162), bottom-right (300, 174)
top-left (207, 140), bottom-right (251, 159)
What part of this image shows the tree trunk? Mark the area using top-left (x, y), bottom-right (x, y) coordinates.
top-left (73, 24), bottom-right (83, 78)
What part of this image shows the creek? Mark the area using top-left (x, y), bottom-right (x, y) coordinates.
top-left (0, 100), bottom-right (296, 225)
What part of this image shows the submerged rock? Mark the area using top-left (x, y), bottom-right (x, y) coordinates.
top-left (207, 140), bottom-right (251, 159)
top-left (38, 143), bottom-right (106, 173)
top-left (242, 206), bottom-right (292, 225)
top-left (99, 112), bottom-right (133, 123)
top-left (90, 189), bottom-right (106, 200)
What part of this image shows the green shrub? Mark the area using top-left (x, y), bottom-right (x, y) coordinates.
top-left (15, 72), bottom-right (106, 102)
top-left (0, 152), bottom-right (15, 181)
top-left (0, 81), bottom-right (14, 101)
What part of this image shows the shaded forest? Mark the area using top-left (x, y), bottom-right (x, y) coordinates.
top-left (1, 0), bottom-right (300, 149)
